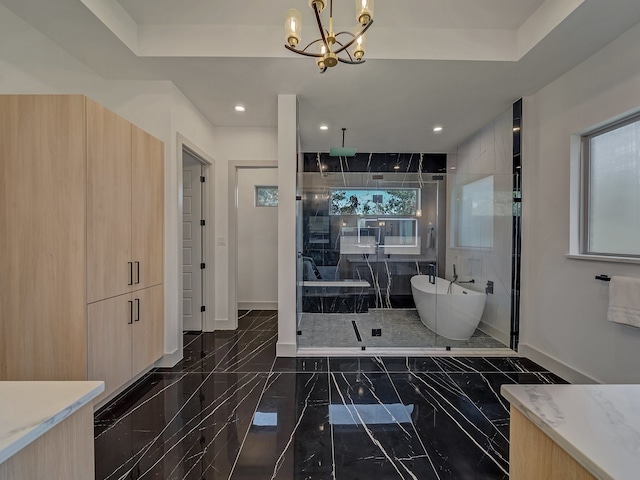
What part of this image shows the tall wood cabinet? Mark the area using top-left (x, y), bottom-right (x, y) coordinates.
top-left (0, 95), bottom-right (164, 402)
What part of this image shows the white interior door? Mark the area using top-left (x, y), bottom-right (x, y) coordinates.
top-left (183, 160), bottom-right (203, 331)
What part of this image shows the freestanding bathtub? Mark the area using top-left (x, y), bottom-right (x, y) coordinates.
top-left (410, 275), bottom-right (486, 341)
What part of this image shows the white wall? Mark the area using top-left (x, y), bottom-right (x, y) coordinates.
top-left (447, 109), bottom-right (514, 346)
top-left (237, 168), bottom-right (279, 309)
top-left (212, 129), bottom-right (278, 331)
top-left (520, 20), bottom-right (640, 383)
top-left (277, 95), bottom-right (299, 357)
top-left (0, 4), bottom-right (279, 365)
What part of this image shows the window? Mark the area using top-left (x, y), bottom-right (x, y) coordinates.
top-left (582, 113), bottom-right (640, 257)
top-left (329, 188), bottom-right (419, 216)
top-left (255, 186), bottom-right (278, 207)
top-left (454, 176), bottom-right (494, 248)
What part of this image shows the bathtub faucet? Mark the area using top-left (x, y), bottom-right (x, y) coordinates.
top-left (452, 264), bottom-right (458, 283)
top-left (457, 279), bottom-right (475, 284)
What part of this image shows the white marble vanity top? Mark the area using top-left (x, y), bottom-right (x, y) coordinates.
top-left (0, 381), bottom-right (104, 464)
top-left (501, 384), bottom-right (640, 480)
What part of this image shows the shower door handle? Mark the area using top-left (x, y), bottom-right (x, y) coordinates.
top-left (428, 263), bottom-right (436, 285)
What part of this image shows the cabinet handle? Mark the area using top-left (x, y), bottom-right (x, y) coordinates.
top-left (135, 298), bottom-right (140, 322)
top-left (128, 262), bottom-right (133, 286)
top-left (135, 261), bottom-right (140, 285)
top-left (128, 300), bottom-right (133, 324)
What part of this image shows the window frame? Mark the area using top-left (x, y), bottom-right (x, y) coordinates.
top-left (580, 112), bottom-right (640, 258)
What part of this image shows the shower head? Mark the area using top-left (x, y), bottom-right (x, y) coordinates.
top-left (329, 128), bottom-right (357, 157)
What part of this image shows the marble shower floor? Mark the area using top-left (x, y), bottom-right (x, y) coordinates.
top-left (298, 309), bottom-right (508, 350)
top-left (94, 309), bottom-right (566, 480)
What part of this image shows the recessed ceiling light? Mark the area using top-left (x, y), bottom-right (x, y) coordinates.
top-left (320, 125), bottom-right (329, 131)
top-left (433, 126), bottom-right (443, 133)
top-left (234, 105), bottom-right (246, 112)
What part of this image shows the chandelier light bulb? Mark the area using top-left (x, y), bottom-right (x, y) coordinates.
top-left (357, 0), bottom-right (374, 26)
top-left (353, 31), bottom-right (366, 60)
top-left (285, 9), bottom-right (302, 47)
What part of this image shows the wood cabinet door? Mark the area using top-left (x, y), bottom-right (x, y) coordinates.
top-left (131, 126), bottom-right (164, 291)
top-left (131, 285), bottom-right (164, 376)
top-left (0, 95), bottom-right (87, 381)
top-left (88, 293), bottom-right (133, 403)
top-left (86, 99), bottom-right (133, 303)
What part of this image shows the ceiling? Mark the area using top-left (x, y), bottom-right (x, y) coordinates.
top-left (2, 0), bottom-right (640, 153)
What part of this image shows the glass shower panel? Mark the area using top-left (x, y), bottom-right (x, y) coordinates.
top-left (434, 171), bottom-right (514, 349)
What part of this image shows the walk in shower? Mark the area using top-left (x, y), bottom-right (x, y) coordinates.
top-left (296, 151), bottom-right (516, 353)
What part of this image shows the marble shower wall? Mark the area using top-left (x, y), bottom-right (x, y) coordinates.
top-left (446, 108), bottom-right (514, 345)
top-left (299, 153), bottom-right (447, 312)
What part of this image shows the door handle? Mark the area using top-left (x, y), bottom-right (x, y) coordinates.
top-left (135, 298), bottom-right (140, 322)
top-left (128, 262), bottom-right (133, 286)
top-left (135, 261), bottom-right (140, 285)
top-left (128, 300), bottom-right (133, 324)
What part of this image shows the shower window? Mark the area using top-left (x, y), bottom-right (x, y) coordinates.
top-left (581, 113), bottom-right (640, 257)
top-left (329, 188), bottom-right (420, 216)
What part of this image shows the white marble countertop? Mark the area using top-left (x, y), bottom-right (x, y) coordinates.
top-left (501, 384), bottom-right (640, 480)
top-left (0, 381), bottom-right (104, 465)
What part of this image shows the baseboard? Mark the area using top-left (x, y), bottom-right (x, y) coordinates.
top-left (155, 349), bottom-right (183, 368)
top-left (517, 343), bottom-right (598, 384)
top-left (276, 341), bottom-right (297, 357)
top-left (477, 321), bottom-right (510, 347)
top-left (238, 301), bottom-right (278, 310)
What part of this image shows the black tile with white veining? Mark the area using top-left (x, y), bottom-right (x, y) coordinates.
top-left (433, 356), bottom-right (502, 373)
top-left (381, 356), bottom-right (443, 373)
top-left (238, 310), bottom-right (278, 331)
top-left (390, 372), bottom-right (510, 479)
top-left (328, 356), bottom-right (388, 373)
top-left (272, 356), bottom-right (328, 373)
top-left (95, 310), bottom-right (570, 480)
top-left (164, 330), bottom-right (277, 373)
top-left (95, 371), bottom-right (268, 480)
top-left (231, 372), bottom-right (333, 480)
top-left (330, 371), bottom-right (439, 479)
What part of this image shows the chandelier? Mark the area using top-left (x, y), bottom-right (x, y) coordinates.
top-left (285, 0), bottom-right (374, 73)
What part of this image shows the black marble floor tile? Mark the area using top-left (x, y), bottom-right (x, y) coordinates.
top-left (390, 372), bottom-right (510, 480)
top-left (96, 317), bottom-right (568, 480)
top-left (433, 356), bottom-right (502, 373)
top-left (231, 372), bottom-right (333, 480)
top-left (272, 356), bottom-right (328, 372)
top-left (484, 356), bottom-right (549, 373)
top-left (328, 356), bottom-right (387, 373)
top-left (238, 310), bottom-right (278, 331)
top-left (164, 330), bottom-right (277, 374)
top-left (330, 371), bottom-right (439, 480)
top-left (95, 371), bottom-right (268, 480)
top-left (381, 356), bottom-right (443, 372)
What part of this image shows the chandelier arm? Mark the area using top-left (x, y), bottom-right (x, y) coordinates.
top-left (337, 57), bottom-right (366, 65)
top-left (285, 43), bottom-right (323, 58)
top-left (333, 39), bottom-right (355, 62)
top-left (333, 19), bottom-right (373, 55)
top-left (312, 2), bottom-right (331, 53)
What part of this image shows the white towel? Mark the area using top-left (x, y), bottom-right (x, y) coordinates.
top-left (607, 276), bottom-right (640, 328)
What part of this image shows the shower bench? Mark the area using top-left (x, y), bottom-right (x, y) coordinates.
top-left (302, 280), bottom-right (371, 313)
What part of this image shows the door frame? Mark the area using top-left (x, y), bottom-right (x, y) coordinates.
top-left (178, 134), bottom-right (215, 333)
top-left (228, 161), bottom-right (278, 329)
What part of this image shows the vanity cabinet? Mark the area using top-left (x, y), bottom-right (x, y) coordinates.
top-left (88, 285), bottom-right (163, 402)
top-left (0, 95), bottom-right (164, 398)
top-left (86, 102), bottom-right (164, 303)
